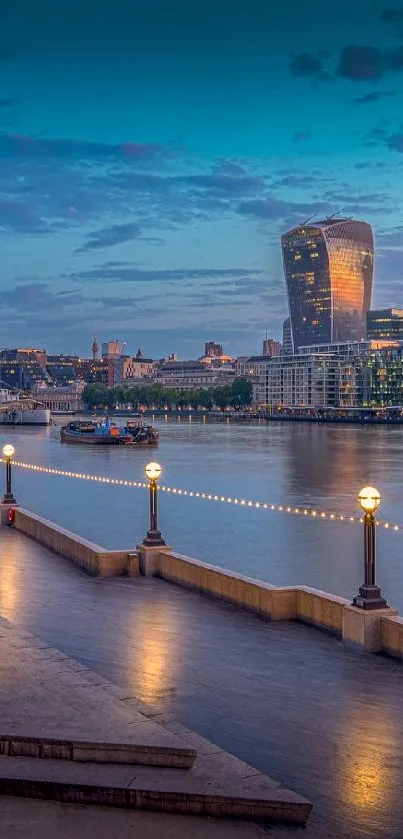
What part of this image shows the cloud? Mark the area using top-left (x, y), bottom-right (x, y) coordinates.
top-left (70, 265), bottom-right (263, 285)
top-left (289, 53), bottom-right (330, 81)
top-left (212, 160), bottom-right (249, 177)
top-left (175, 172), bottom-right (264, 196)
top-left (0, 199), bottom-right (48, 233)
top-left (274, 174), bottom-right (316, 188)
top-left (2, 283), bottom-right (83, 312)
top-left (376, 225), bottom-right (403, 247)
top-left (292, 131), bottom-right (311, 143)
top-left (381, 6), bottom-right (403, 34)
top-left (237, 196), bottom-right (329, 222)
top-left (365, 124), bottom-right (403, 152)
top-left (337, 45), bottom-right (403, 81)
top-left (353, 90), bottom-right (396, 104)
top-left (0, 133), bottom-right (171, 162)
top-left (76, 222), bottom-right (142, 253)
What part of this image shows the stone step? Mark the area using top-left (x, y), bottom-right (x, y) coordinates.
top-left (0, 755), bottom-right (312, 824)
top-left (0, 734), bottom-right (196, 769)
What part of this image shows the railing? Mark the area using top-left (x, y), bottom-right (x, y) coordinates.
top-left (4, 458), bottom-right (402, 534)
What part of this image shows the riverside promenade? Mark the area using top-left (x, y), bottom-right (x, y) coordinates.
top-left (1, 527), bottom-right (403, 837)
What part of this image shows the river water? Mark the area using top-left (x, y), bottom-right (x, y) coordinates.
top-left (2, 417), bottom-right (403, 609)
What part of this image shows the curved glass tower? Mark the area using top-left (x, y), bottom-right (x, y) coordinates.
top-left (282, 219), bottom-right (374, 352)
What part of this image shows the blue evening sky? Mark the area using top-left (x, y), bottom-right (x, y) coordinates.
top-left (1, 0), bottom-right (403, 356)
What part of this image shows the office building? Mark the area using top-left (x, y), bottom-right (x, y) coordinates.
top-left (46, 356), bottom-right (108, 386)
top-left (234, 356), bottom-right (270, 379)
top-left (298, 340), bottom-right (399, 358)
top-left (107, 355), bottom-right (154, 387)
top-left (367, 309), bottom-right (403, 342)
top-left (204, 341), bottom-right (223, 358)
top-left (262, 337), bottom-right (281, 357)
top-left (281, 317), bottom-right (293, 355)
top-left (362, 346), bottom-right (403, 406)
top-left (155, 360), bottom-right (235, 389)
top-left (282, 218), bottom-right (374, 351)
top-left (0, 348), bottom-right (50, 390)
top-left (102, 340), bottom-right (121, 360)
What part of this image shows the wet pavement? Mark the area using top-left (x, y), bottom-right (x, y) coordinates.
top-left (1, 527), bottom-right (403, 838)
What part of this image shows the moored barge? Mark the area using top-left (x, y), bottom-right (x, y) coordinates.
top-left (60, 417), bottom-right (158, 445)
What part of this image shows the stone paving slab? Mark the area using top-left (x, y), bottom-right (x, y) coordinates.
top-left (0, 796), bottom-right (270, 838)
top-left (0, 618), bottom-right (195, 768)
top-left (0, 615), bottom-right (311, 824)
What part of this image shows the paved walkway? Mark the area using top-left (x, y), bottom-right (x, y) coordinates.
top-left (2, 528), bottom-right (403, 837)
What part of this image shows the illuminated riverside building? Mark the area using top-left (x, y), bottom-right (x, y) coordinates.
top-left (362, 347), bottom-right (403, 406)
top-left (367, 309), bottom-right (403, 341)
top-left (254, 354), bottom-right (362, 409)
top-left (282, 218), bottom-right (374, 351)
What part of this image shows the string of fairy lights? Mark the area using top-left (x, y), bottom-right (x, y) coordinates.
top-left (2, 457), bottom-right (401, 533)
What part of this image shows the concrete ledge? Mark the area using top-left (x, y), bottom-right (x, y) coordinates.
top-left (0, 757), bottom-right (312, 824)
top-left (150, 549), bottom-right (403, 658)
top-left (12, 508), bottom-right (139, 578)
top-left (342, 605), bottom-right (399, 653)
top-left (382, 614), bottom-right (403, 659)
top-left (0, 735), bottom-right (196, 769)
top-left (297, 586), bottom-right (349, 635)
top-left (153, 549), bottom-right (298, 620)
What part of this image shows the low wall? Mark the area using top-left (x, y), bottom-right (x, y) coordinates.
top-left (137, 548), bottom-right (400, 656)
top-left (11, 508), bottom-right (139, 578)
top-left (157, 550), bottom-right (297, 620)
top-left (382, 615), bottom-right (403, 660)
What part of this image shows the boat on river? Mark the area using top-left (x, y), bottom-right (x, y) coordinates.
top-left (60, 417), bottom-right (158, 446)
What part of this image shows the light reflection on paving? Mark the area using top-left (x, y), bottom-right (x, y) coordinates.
top-left (1, 528), bottom-right (403, 838)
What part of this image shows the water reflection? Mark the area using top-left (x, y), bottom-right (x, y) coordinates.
top-left (0, 546), bottom-right (19, 621)
top-left (339, 705), bottom-right (396, 813)
top-left (133, 603), bottom-right (180, 706)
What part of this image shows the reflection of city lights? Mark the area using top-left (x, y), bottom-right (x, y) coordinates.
top-left (133, 605), bottom-right (180, 706)
top-left (340, 712), bottom-right (395, 813)
top-left (0, 553), bottom-right (19, 621)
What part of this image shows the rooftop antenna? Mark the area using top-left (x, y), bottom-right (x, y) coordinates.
top-left (326, 209), bottom-right (344, 221)
top-left (301, 214), bottom-right (316, 226)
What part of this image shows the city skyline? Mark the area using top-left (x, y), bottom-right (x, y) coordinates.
top-left (1, 0), bottom-right (403, 356)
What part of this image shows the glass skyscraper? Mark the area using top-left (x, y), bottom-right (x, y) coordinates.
top-left (282, 218), bottom-right (374, 352)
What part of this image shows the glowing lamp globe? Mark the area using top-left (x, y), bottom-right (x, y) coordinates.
top-left (2, 444), bottom-right (15, 458)
top-left (358, 486), bottom-right (381, 514)
top-left (145, 462), bottom-right (162, 482)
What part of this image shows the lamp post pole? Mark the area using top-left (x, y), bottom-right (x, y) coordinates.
top-left (352, 486), bottom-right (388, 610)
top-left (363, 511), bottom-right (375, 587)
top-left (143, 463), bottom-right (165, 547)
top-left (2, 444), bottom-right (16, 504)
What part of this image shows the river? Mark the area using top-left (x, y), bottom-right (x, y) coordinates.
top-left (2, 417), bottom-right (403, 609)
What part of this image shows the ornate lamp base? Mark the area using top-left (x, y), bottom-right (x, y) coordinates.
top-left (352, 585), bottom-right (389, 611)
top-left (142, 529), bottom-right (166, 547)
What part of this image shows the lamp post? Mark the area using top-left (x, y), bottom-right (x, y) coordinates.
top-left (352, 486), bottom-right (388, 610)
top-left (2, 444), bottom-right (16, 504)
top-left (142, 461), bottom-right (165, 547)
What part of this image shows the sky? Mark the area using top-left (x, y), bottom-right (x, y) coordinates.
top-left (1, 0), bottom-right (403, 358)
